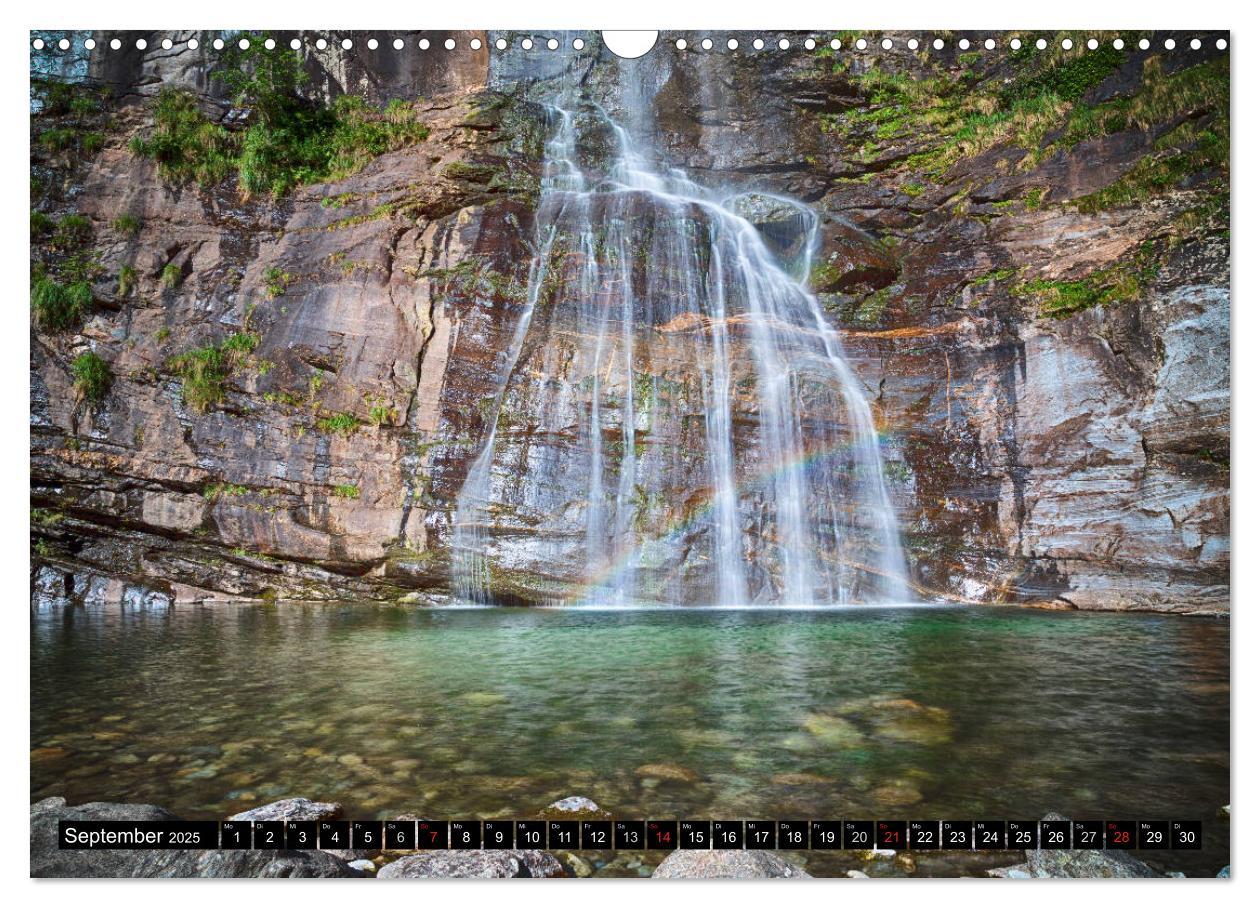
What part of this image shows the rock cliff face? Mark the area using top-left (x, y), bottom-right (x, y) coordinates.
top-left (30, 31), bottom-right (1229, 612)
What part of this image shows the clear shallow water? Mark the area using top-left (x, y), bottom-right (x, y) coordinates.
top-left (31, 604), bottom-right (1228, 876)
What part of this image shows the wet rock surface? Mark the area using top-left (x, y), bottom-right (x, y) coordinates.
top-left (652, 850), bottom-right (811, 879)
top-left (376, 850), bottom-right (565, 879)
top-left (30, 31), bottom-right (1229, 612)
top-left (228, 797), bottom-right (341, 822)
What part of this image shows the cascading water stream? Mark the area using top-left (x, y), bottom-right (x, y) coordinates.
top-left (452, 100), bottom-right (912, 606)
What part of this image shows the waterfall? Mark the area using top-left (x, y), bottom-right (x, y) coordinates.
top-left (451, 100), bottom-right (912, 606)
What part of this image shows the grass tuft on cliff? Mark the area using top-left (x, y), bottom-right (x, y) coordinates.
top-left (116, 265), bottom-right (137, 298)
top-left (167, 331), bottom-right (261, 412)
top-left (70, 351), bottom-right (112, 406)
top-left (315, 412), bottom-right (361, 436)
top-left (32, 275), bottom-right (93, 332)
top-left (130, 37), bottom-right (429, 199)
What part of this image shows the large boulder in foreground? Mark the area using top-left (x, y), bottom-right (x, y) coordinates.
top-left (31, 797), bottom-right (359, 878)
top-left (651, 850), bottom-right (811, 879)
top-left (377, 850), bottom-right (565, 879)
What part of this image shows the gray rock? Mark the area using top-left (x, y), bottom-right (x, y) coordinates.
top-left (377, 850), bottom-right (565, 879)
top-left (31, 797), bottom-right (359, 878)
top-left (228, 797), bottom-right (342, 822)
top-left (560, 851), bottom-right (593, 877)
top-left (651, 850), bottom-right (811, 879)
top-left (227, 798), bottom-right (367, 860)
top-left (724, 192), bottom-right (816, 278)
top-left (546, 796), bottom-right (601, 814)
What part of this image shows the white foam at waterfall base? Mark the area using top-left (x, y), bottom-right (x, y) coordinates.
top-left (452, 101), bottom-right (914, 608)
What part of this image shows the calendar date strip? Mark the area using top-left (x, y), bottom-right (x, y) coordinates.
top-left (59, 819), bottom-right (1202, 851)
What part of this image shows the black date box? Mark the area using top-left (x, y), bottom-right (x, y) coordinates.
top-left (515, 820), bottom-right (546, 848)
top-left (1106, 821), bottom-right (1137, 850)
top-left (417, 821), bottom-right (448, 850)
top-left (220, 821), bottom-right (251, 849)
top-left (1039, 820), bottom-right (1070, 849)
top-left (647, 821), bottom-right (678, 850)
top-left (483, 821), bottom-right (513, 849)
top-left (1171, 821), bottom-right (1202, 850)
top-left (876, 821), bottom-right (908, 850)
top-left (777, 820), bottom-right (808, 849)
top-left (745, 821), bottom-right (776, 850)
top-left (1008, 821), bottom-right (1037, 850)
top-left (713, 821), bottom-right (743, 849)
top-left (810, 820), bottom-right (843, 849)
top-left (450, 821), bottom-right (481, 849)
top-left (581, 821), bottom-right (612, 849)
top-left (1138, 820), bottom-right (1170, 850)
top-left (842, 820), bottom-right (875, 850)
top-left (351, 821), bottom-right (382, 850)
top-left (384, 820), bottom-right (416, 851)
top-left (1073, 821), bottom-right (1104, 849)
top-left (285, 821), bottom-right (316, 850)
top-left (942, 820), bottom-right (973, 849)
top-left (252, 821), bottom-right (283, 850)
top-left (975, 821), bottom-right (1006, 850)
top-left (613, 820), bottom-right (644, 850)
top-left (547, 821), bottom-right (579, 849)
top-left (319, 821), bottom-right (350, 851)
top-left (909, 820), bottom-right (940, 850)
top-left (680, 820), bottom-right (710, 849)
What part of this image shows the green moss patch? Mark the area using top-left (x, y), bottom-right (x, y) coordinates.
top-left (1014, 242), bottom-right (1161, 319)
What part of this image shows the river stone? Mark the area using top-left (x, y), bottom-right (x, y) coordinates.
top-left (228, 797), bottom-right (371, 861)
top-left (377, 850), bottom-right (565, 879)
top-left (651, 851), bottom-right (811, 879)
top-left (634, 763), bottom-right (700, 782)
top-left (31, 797), bottom-right (359, 878)
top-left (771, 772), bottom-right (833, 786)
top-left (801, 713), bottom-right (865, 748)
top-left (229, 797), bottom-right (342, 822)
top-left (539, 795), bottom-right (611, 819)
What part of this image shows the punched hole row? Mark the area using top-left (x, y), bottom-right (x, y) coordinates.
top-left (32, 34), bottom-right (1230, 53)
